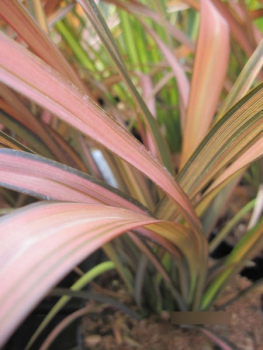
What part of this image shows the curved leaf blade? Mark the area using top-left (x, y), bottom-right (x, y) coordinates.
top-left (156, 83), bottom-right (263, 220)
top-left (0, 83), bottom-right (77, 164)
top-left (0, 202), bottom-right (201, 347)
top-left (0, 32), bottom-right (201, 232)
top-left (0, 148), bottom-right (148, 214)
top-left (196, 137), bottom-right (263, 218)
top-left (0, 202), bottom-right (155, 347)
top-left (0, 0), bottom-right (89, 94)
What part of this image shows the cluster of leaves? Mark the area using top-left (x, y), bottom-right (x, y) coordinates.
top-left (0, 0), bottom-right (263, 348)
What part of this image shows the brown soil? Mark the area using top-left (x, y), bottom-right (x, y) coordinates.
top-left (81, 275), bottom-right (263, 350)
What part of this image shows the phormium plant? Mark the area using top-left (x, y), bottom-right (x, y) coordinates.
top-left (0, 0), bottom-right (262, 349)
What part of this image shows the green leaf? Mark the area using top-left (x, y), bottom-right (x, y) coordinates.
top-left (156, 83), bottom-right (263, 220)
top-left (77, 0), bottom-right (174, 175)
top-left (26, 261), bottom-right (115, 350)
top-left (201, 217), bottom-right (263, 310)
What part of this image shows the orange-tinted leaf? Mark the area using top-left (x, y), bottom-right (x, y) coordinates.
top-left (180, 0), bottom-right (230, 168)
top-left (211, 0), bottom-right (255, 56)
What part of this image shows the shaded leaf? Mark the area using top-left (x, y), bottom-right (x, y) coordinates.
top-left (0, 130), bottom-right (33, 152)
top-left (26, 261), bottom-right (115, 350)
top-left (202, 218), bottom-right (263, 309)
top-left (102, 0), bottom-right (195, 52)
top-left (77, 0), bottom-right (175, 175)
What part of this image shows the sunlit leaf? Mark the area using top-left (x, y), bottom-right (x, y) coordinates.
top-left (211, 0), bottom-right (255, 56)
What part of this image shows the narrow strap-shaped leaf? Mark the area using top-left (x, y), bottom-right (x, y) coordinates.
top-left (215, 38), bottom-right (263, 122)
top-left (77, 0), bottom-right (174, 175)
top-left (39, 306), bottom-right (95, 350)
top-left (0, 103), bottom-right (87, 171)
top-left (208, 199), bottom-right (256, 253)
top-left (216, 278), bottom-right (263, 310)
top-left (247, 184), bottom-right (263, 229)
top-left (0, 84), bottom-right (80, 165)
top-left (0, 202), bottom-right (201, 347)
top-left (127, 232), bottom-right (187, 311)
top-left (0, 131), bottom-right (34, 153)
top-left (196, 137), bottom-right (263, 218)
top-left (25, 261), bottom-right (115, 350)
top-left (156, 83), bottom-right (263, 220)
top-left (0, 109), bottom-right (54, 159)
top-left (180, 0), bottom-right (229, 168)
top-left (0, 149), bottom-right (148, 214)
top-left (138, 21), bottom-right (190, 120)
top-left (55, 20), bottom-right (96, 72)
top-left (201, 218), bottom-right (263, 310)
top-left (198, 327), bottom-right (238, 350)
top-left (37, 296), bottom-right (139, 350)
top-left (0, 0), bottom-right (90, 94)
top-left (102, 0), bottom-right (195, 52)
top-left (211, 0), bottom-right (255, 56)
top-left (0, 32), bottom-right (201, 233)
top-left (181, 325), bottom-right (238, 350)
top-left (26, 0), bottom-right (49, 33)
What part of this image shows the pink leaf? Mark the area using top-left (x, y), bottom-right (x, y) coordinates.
top-left (0, 202), bottom-right (201, 346)
top-left (0, 32), bottom-right (201, 232)
top-left (0, 0), bottom-right (89, 94)
top-left (0, 149), bottom-right (147, 214)
top-left (0, 202), bottom-right (156, 346)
